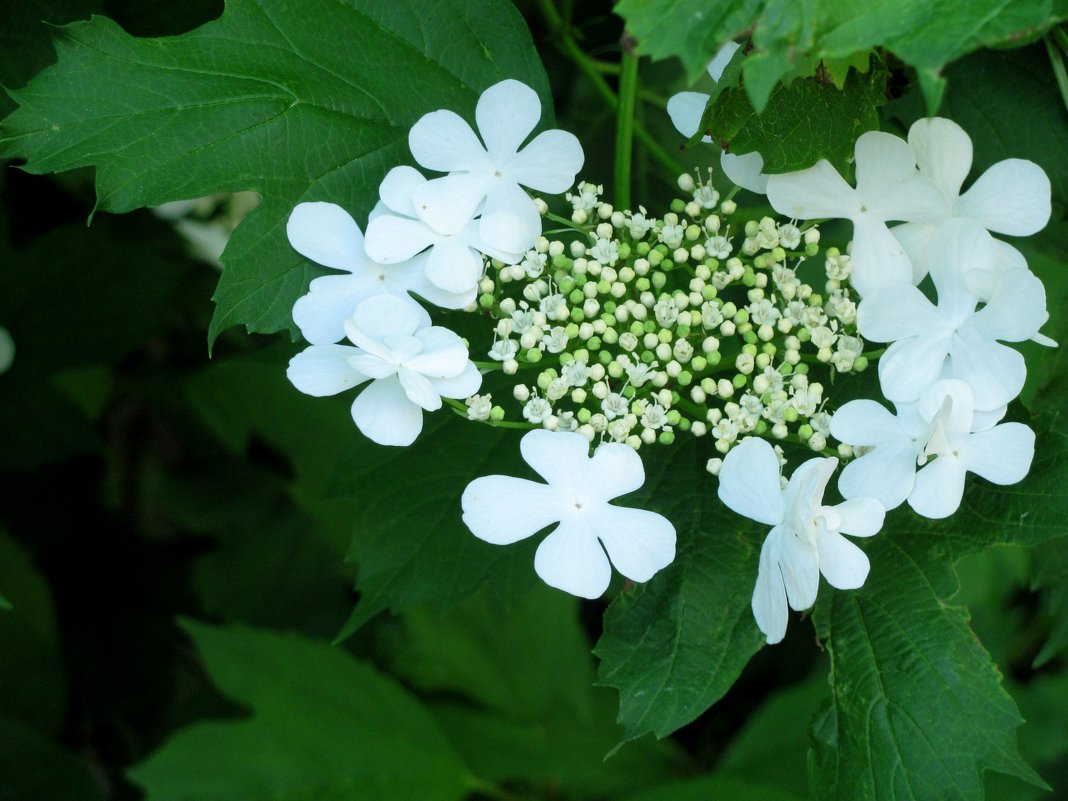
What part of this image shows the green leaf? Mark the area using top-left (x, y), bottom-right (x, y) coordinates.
top-left (186, 349), bottom-right (537, 638)
top-left (697, 58), bottom-right (886, 172)
top-left (618, 774), bottom-right (805, 801)
top-left (614, 0), bottom-right (765, 81)
top-left (0, 716), bottom-right (102, 801)
top-left (594, 439), bottom-right (766, 741)
top-left (617, 0), bottom-right (1064, 104)
top-left (811, 536), bottom-right (1046, 801)
top-left (127, 621), bottom-right (470, 801)
top-left (0, 532), bottom-right (66, 736)
top-left (1031, 535), bottom-right (1068, 666)
top-left (0, 0), bottom-right (551, 344)
top-left (388, 585), bottom-right (686, 799)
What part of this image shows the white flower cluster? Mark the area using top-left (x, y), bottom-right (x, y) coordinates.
top-left (716, 119), bottom-right (1050, 644)
top-left (285, 80), bottom-right (582, 446)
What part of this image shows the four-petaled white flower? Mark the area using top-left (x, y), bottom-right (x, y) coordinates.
top-left (364, 166), bottom-right (521, 299)
top-left (408, 79), bottom-right (584, 254)
top-left (666, 42), bottom-right (769, 194)
top-left (288, 202), bottom-right (470, 345)
top-left (832, 380), bottom-right (1034, 519)
top-left (766, 132), bottom-right (946, 296)
top-left (893, 117), bottom-right (1052, 284)
top-left (718, 438), bottom-right (885, 644)
top-left (462, 430), bottom-right (677, 598)
top-left (287, 294), bottom-right (481, 446)
top-left (857, 221), bottom-right (1048, 410)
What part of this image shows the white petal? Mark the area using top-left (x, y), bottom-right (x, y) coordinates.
top-left (928, 219), bottom-right (996, 322)
top-left (848, 216), bottom-right (915, 296)
top-left (430, 361), bottom-right (482, 399)
top-left (408, 108), bottom-right (493, 173)
top-left (411, 173), bottom-right (490, 237)
top-left (909, 455), bottom-right (966, 519)
top-left (878, 336), bottom-right (951, 403)
top-left (406, 330), bottom-right (468, 378)
top-left (398, 367), bottom-right (442, 411)
top-left (364, 214), bottom-right (437, 263)
top-left (476, 79), bottom-right (542, 162)
top-left (766, 161), bottom-right (857, 220)
top-left (720, 151), bottom-right (768, 194)
top-left (593, 505), bottom-right (676, 583)
top-left (964, 422), bottom-right (1035, 485)
top-left (287, 202), bottom-right (366, 272)
top-left (815, 529), bottom-right (870, 590)
top-left (782, 456), bottom-right (837, 526)
top-left (947, 330), bottom-right (1026, 410)
top-left (378, 165), bottom-right (425, 218)
top-left (829, 399), bottom-right (902, 447)
top-left (292, 273), bottom-right (380, 345)
top-left (587, 441), bottom-right (647, 501)
top-left (507, 129), bottom-right (585, 194)
top-left (956, 159), bottom-right (1052, 236)
top-left (708, 41), bottom-right (741, 81)
top-left (462, 475), bottom-right (567, 545)
top-left (829, 498), bottom-right (885, 538)
top-left (459, 216), bottom-right (523, 265)
top-left (778, 530), bottom-right (820, 611)
top-left (837, 443), bottom-right (918, 511)
top-left (534, 518), bottom-right (612, 599)
top-left (479, 180), bottom-right (541, 254)
top-left (350, 375), bottom-right (424, 446)
top-left (717, 437), bottom-right (785, 526)
top-left (854, 131), bottom-right (919, 194)
top-left (388, 252), bottom-right (475, 311)
top-left (666, 91), bottom-right (709, 139)
top-left (891, 222), bottom-right (938, 284)
top-left (752, 529), bottom-right (789, 644)
top-left (970, 268), bottom-right (1047, 342)
top-left (347, 293), bottom-right (431, 345)
top-left (521, 429), bottom-right (592, 490)
top-left (907, 117), bottom-right (973, 201)
top-left (867, 174), bottom-right (950, 225)
top-left (346, 351), bottom-right (397, 380)
top-left (425, 236), bottom-right (484, 296)
top-left (857, 282), bottom-right (941, 342)
top-left (286, 345), bottom-right (367, 396)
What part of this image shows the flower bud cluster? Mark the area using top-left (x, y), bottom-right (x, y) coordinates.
top-left (465, 175), bottom-right (874, 462)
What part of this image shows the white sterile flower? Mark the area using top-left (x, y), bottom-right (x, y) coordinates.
top-left (858, 223), bottom-right (1048, 409)
top-left (364, 166), bottom-right (521, 299)
top-left (287, 202), bottom-right (471, 344)
top-left (893, 117), bottom-right (1052, 283)
top-left (462, 429), bottom-right (677, 597)
top-left (666, 42), bottom-right (770, 194)
top-left (286, 294), bottom-right (480, 446)
top-left (408, 79), bottom-right (585, 254)
top-left (832, 380), bottom-right (1034, 518)
top-left (766, 132), bottom-right (947, 297)
top-left (718, 438), bottom-right (885, 644)
top-left (0, 326), bottom-right (14, 374)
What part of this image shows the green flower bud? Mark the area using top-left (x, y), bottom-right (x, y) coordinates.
top-left (805, 243), bottom-right (819, 257)
top-left (651, 272), bottom-right (667, 290)
top-left (783, 407), bottom-right (799, 422)
top-left (648, 250), bottom-right (664, 267)
top-left (743, 267), bottom-right (757, 287)
top-left (691, 355), bottom-right (707, 372)
top-left (635, 277), bottom-right (651, 292)
top-left (678, 418), bottom-right (691, 431)
top-left (658, 431), bottom-right (676, 445)
top-left (732, 373), bottom-right (748, 388)
top-left (755, 420), bottom-right (768, 435)
top-left (569, 288), bottom-right (584, 305)
top-left (618, 242), bottom-right (632, 259)
top-left (577, 408), bottom-right (592, 423)
top-left (525, 349), bottom-right (542, 363)
top-left (602, 327), bottom-right (619, 345)
top-left (490, 406), bottom-right (505, 421)
top-left (707, 351), bottom-right (721, 366)
top-left (608, 361), bottom-right (624, 379)
top-left (552, 254), bottom-right (572, 269)
top-left (643, 320), bottom-right (657, 334)
top-left (570, 308), bottom-right (584, 323)
top-left (854, 355), bottom-right (869, 371)
top-left (798, 423), bottom-right (814, 440)
top-left (479, 294), bottom-right (494, 309)
top-left (657, 329), bottom-right (673, 344)
top-left (636, 241), bottom-right (651, 256)
top-left (670, 198), bottom-right (686, 213)
top-left (623, 385), bottom-right (636, 399)
top-left (588, 336), bottom-right (602, 351)
top-left (641, 350), bottom-right (656, 364)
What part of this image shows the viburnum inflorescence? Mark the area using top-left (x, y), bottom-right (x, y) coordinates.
top-left (281, 75), bottom-right (1052, 643)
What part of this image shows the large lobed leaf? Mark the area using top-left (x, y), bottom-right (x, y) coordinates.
top-left (127, 621), bottom-right (471, 801)
top-left (0, 0), bottom-right (550, 344)
top-left (617, 0), bottom-right (1063, 111)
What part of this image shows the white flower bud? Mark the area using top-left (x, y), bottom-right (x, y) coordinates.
top-left (534, 198), bottom-right (548, 214)
top-left (513, 384), bottom-right (531, 402)
top-left (677, 173), bottom-right (696, 193)
top-left (503, 359), bottom-right (519, 374)
top-left (592, 381), bottom-right (609, 400)
top-left (692, 421), bottom-right (707, 437)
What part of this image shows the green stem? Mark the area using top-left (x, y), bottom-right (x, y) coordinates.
top-left (536, 0), bottom-right (686, 180)
top-left (614, 51), bottom-right (639, 210)
top-left (543, 210), bottom-right (590, 233)
top-left (1045, 33), bottom-right (1068, 114)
